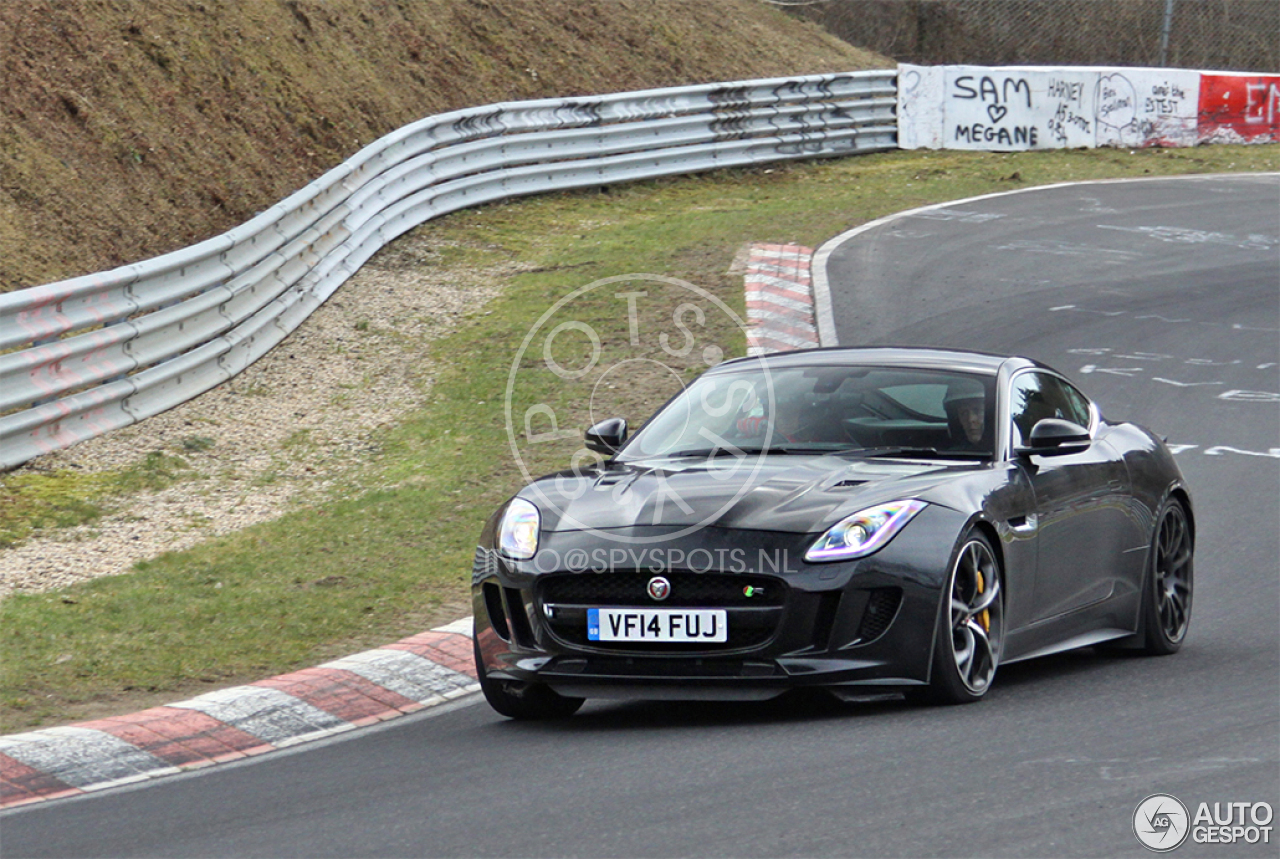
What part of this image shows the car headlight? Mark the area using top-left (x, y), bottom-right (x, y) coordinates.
top-left (805, 500), bottom-right (927, 562)
top-left (498, 497), bottom-right (541, 560)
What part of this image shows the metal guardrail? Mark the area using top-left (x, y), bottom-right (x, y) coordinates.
top-left (0, 70), bottom-right (897, 470)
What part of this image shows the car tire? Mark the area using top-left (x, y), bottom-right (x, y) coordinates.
top-left (914, 530), bottom-right (1005, 705)
top-left (1138, 497), bottom-right (1193, 655)
top-left (473, 636), bottom-right (584, 720)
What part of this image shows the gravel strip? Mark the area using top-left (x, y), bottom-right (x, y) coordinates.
top-left (1, 235), bottom-right (519, 597)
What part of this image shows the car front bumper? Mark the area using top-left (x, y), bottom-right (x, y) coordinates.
top-left (472, 507), bottom-right (968, 700)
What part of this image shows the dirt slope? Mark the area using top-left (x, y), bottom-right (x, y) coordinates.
top-left (0, 0), bottom-right (886, 289)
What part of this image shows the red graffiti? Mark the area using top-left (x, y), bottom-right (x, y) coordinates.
top-left (1199, 74), bottom-right (1280, 142)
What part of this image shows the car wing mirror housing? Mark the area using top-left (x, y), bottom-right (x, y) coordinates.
top-left (585, 417), bottom-right (628, 454)
top-left (1017, 418), bottom-right (1092, 457)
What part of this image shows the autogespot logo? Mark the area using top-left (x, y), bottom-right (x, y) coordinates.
top-left (503, 274), bottom-right (773, 546)
top-left (1134, 794), bottom-right (1190, 852)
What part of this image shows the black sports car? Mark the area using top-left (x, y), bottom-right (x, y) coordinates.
top-left (472, 347), bottom-right (1193, 718)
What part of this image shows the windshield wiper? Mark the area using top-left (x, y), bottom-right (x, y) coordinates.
top-left (665, 445), bottom-right (828, 458)
top-left (667, 446), bottom-right (767, 458)
top-left (838, 446), bottom-right (989, 460)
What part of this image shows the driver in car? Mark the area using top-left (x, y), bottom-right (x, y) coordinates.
top-left (944, 381), bottom-right (988, 450)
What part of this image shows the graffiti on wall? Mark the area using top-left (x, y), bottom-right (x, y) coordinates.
top-left (1199, 74), bottom-right (1280, 143)
top-left (898, 65), bottom-right (1226, 151)
top-left (949, 72), bottom-right (1042, 147)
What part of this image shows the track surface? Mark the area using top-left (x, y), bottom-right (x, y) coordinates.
top-left (4, 175), bottom-right (1278, 857)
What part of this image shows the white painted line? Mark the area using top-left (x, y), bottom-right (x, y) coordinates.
top-left (1203, 445), bottom-right (1280, 458)
top-left (80, 771), bottom-right (170, 792)
top-left (1152, 377), bottom-right (1224, 388)
top-left (272, 722), bottom-right (359, 749)
top-left (443, 683), bottom-right (482, 700)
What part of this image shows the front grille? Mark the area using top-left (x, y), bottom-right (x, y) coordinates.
top-left (540, 572), bottom-right (784, 607)
top-left (538, 571), bottom-right (787, 652)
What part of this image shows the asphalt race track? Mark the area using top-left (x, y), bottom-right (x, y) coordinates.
top-left (4, 174), bottom-right (1277, 857)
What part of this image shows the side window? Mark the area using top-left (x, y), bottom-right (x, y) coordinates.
top-left (1056, 379), bottom-right (1092, 427)
top-left (1009, 373), bottom-right (1092, 446)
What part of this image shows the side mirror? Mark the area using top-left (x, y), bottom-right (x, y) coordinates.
top-left (1017, 418), bottom-right (1091, 457)
top-left (584, 417), bottom-right (628, 455)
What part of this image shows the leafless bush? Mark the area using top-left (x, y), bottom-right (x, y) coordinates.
top-left (782, 1), bottom-right (1278, 72)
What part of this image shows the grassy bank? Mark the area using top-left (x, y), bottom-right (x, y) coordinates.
top-left (2, 144), bottom-right (1276, 730)
top-left (0, 0), bottom-right (883, 289)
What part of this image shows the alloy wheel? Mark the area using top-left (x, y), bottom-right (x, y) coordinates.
top-left (1153, 502), bottom-right (1193, 644)
top-left (949, 538), bottom-right (1004, 694)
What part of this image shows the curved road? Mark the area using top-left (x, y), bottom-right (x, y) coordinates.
top-left (5, 175), bottom-right (1278, 857)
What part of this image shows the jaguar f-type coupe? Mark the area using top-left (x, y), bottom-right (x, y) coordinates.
top-left (472, 347), bottom-right (1193, 718)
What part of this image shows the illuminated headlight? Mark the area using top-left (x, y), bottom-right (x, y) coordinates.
top-left (498, 497), bottom-right (541, 560)
top-left (805, 500), bottom-right (927, 562)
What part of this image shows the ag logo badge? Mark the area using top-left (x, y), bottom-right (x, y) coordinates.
top-left (1133, 794), bottom-right (1190, 852)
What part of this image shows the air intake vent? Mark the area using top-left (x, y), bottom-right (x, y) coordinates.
top-left (858, 588), bottom-right (902, 642)
top-left (832, 479), bottom-right (867, 489)
top-left (505, 587), bottom-right (536, 648)
top-left (483, 583), bottom-right (510, 642)
top-left (811, 591), bottom-right (843, 651)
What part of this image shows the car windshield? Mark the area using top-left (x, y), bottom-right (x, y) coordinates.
top-left (616, 364), bottom-right (998, 461)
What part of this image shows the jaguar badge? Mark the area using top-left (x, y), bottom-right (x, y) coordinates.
top-left (647, 576), bottom-right (671, 601)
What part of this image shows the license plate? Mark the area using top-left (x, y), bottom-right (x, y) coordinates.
top-left (587, 608), bottom-right (728, 643)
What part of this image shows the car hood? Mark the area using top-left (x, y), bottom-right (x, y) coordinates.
top-left (522, 454), bottom-right (979, 534)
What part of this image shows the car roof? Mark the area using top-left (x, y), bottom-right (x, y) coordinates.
top-left (712, 346), bottom-right (1044, 376)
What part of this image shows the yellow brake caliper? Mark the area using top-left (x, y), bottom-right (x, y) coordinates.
top-left (975, 569), bottom-right (990, 632)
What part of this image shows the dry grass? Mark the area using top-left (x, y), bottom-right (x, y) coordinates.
top-left (0, 0), bottom-right (888, 289)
